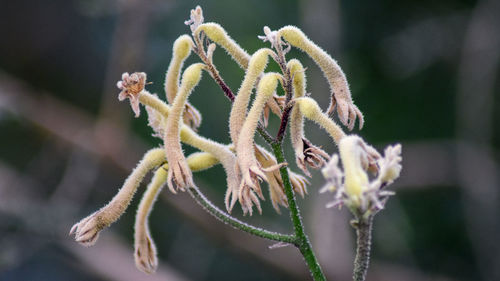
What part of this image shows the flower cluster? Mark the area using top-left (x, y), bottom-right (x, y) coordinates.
top-left (320, 136), bottom-right (402, 216)
top-left (70, 5), bottom-right (402, 275)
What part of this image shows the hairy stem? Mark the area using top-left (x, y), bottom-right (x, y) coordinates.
top-left (271, 142), bottom-right (326, 281)
top-left (187, 185), bottom-right (296, 244)
top-left (353, 215), bottom-right (373, 281)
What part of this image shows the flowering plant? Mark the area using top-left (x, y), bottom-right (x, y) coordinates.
top-left (70, 6), bottom-right (402, 281)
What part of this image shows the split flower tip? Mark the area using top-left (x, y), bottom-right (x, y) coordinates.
top-left (69, 211), bottom-right (104, 247)
top-left (117, 72), bottom-right (147, 117)
top-left (184, 5), bottom-right (204, 33)
top-left (277, 25), bottom-right (364, 130)
top-left (296, 138), bottom-right (330, 177)
top-left (135, 233), bottom-right (158, 274)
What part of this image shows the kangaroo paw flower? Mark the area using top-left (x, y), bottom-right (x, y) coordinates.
top-left (70, 211), bottom-right (104, 247)
top-left (194, 22), bottom-right (250, 69)
top-left (164, 63), bottom-right (205, 191)
top-left (135, 234), bottom-right (158, 274)
top-left (321, 135), bottom-right (402, 215)
top-left (70, 148), bottom-right (165, 247)
top-left (117, 72), bottom-right (147, 117)
top-left (236, 73), bottom-right (282, 211)
top-left (229, 48), bottom-right (275, 144)
top-left (134, 166), bottom-right (167, 274)
top-left (164, 35), bottom-right (202, 130)
top-left (278, 26), bottom-right (364, 130)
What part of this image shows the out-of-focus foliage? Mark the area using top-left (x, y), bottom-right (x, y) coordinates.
top-left (0, 0), bottom-right (498, 280)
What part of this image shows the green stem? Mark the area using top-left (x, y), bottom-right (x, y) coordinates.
top-left (187, 185), bottom-right (296, 244)
top-left (353, 215), bottom-right (373, 281)
top-left (271, 142), bottom-right (326, 281)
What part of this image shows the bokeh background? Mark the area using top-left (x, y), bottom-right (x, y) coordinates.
top-left (0, 0), bottom-right (499, 280)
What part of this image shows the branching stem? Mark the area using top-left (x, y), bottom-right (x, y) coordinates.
top-left (187, 185), bottom-right (296, 244)
top-left (191, 29), bottom-right (326, 280)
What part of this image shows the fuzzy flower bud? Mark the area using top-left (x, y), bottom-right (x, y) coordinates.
top-left (195, 22), bottom-right (250, 69)
top-left (165, 35), bottom-right (202, 130)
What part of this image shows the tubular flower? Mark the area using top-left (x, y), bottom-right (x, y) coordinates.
top-left (230, 48), bottom-right (275, 144)
top-left (134, 152), bottom-right (219, 274)
top-left (287, 59), bottom-right (330, 176)
top-left (134, 166), bottom-right (165, 274)
top-left (180, 126), bottom-right (240, 213)
top-left (129, 89), bottom-right (242, 214)
top-left (70, 148), bottom-right (165, 247)
top-left (164, 63), bottom-right (205, 192)
top-left (278, 26), bottom-right (364, 130)
top-left (321, 135), bottom-right (401, 214)
top-left (164, 34), bottom-right (202, 130)
top-left (295, 97), bottom-right (346, 145)
top-left (236, 73), bottom-right (284, 215)
top-left (193, 22), bottom-right (250, 69)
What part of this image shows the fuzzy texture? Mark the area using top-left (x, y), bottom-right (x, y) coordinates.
top-left (254, 145), bottom-right (309, 213)
top-left (141, 91), bottom-right (240, 212)
top-left (229, 48), bottom-right (274, 144)
top-left (288, 59), bottom-right (330, 176)
top-left (133, 151), bottom-right (221, 274)
top-left (117, 72), bottom-right (147, 117)
top-left (164, 63), bottom-right (205, 192)
top-left (339, 136), bottom-right (370, 201)
top-left (296, 97), bottom-right (346, 144)
top-left (164, 35), bottom-right (202, 130)
top-left (134, 165), bottom-right (166, 274)
top-left (195, 22), bottom-right (250, 69)
top-left (236, 73), bottom-right (283, 215)
top-left (279, 26), bottom-right (364, 130)
top-left (70, 148), bottom-right (165, 247)
top-left (165, 35), bottom-right (193, 104)
top-left (180, 126), bottom-right (240, 213)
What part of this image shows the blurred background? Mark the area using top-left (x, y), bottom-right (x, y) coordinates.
top-left (0, 0), bottom-right (498, 280)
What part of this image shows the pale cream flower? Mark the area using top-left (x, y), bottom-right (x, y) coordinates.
top-left (321, 135), bottom-right (401, 214)
top-left (278, 26), bottom-right (364, 130)
top-left (164, 63), bottom-right (205, 192)
top-left (236, 73), bottom-right (284, 215)
top-left (70, 148), bottom-right (165, 246)
top-left (164, 34), bottom-right (202, 130)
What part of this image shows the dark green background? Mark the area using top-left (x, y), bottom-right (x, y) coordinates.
top-left (0, 0), bottom-right (498, 280)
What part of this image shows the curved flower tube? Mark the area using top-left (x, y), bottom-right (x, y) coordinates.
top-left (229, 48), bottom-right (275, 144)
top-left (164, 63), bottom-right (205, 192)
top-left (279, 26), bottom-right (364, 130)
top-left (194, 22), bottom-right (250, 69)
top-left (236, 73), bottom-right (284, 214)
top-left (288, 59), bottom-right (330, 176)
top-left (70, 148), bottom-right (165, 247)
top-left (134, 152), bottom-right (219, 273)
top-left (164, 35), bottom-right (202, 130)
top-left (137, 90), bottom-right (241, 213)
top-left (295, 97), bottom-right (346, 144)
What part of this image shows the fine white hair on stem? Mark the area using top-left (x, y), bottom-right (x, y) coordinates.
top-left (70, 148), bottom-right (165, 247)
